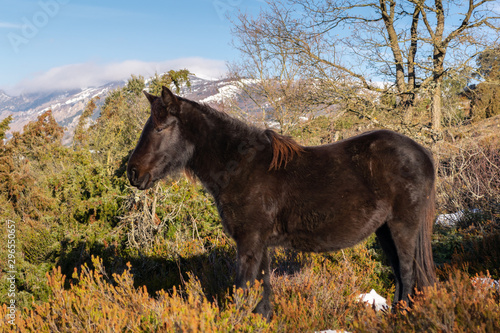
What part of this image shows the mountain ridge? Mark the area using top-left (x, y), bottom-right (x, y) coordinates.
top-left (0, 76), bottom-right (250, 144)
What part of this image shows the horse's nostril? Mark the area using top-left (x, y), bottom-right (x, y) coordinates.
top-left (129, 167), bottom-right (137, 181)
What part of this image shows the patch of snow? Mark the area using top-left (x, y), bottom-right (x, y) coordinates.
top-left (472, 277), bottom-right (500, 292)
top-left (436, 211), bottom-right (466, 226)
top-left (65, 87), bottom-right (97, 105)
top-left (239, 78), bottom-right (260, 85)
top-left (198, 79), bottom-right (261, 104)
top-left (358, 289), bottom-right (388, 312)
top-left (435, 209), bottom-right (481, 226)
top-left (0, 91), bottom-right (11, 103)
top-left (369, 81), bottom-right (393, 89)
top-left (200, 83), bottom-right (241, 104)
top-left (50, 103), bottom-right (61, 110)
top-left (92, 87), bottom-right (108, 98)
top-left (266, 121), bottom-right (281, 130)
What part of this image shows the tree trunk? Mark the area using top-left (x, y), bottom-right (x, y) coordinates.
top-left (431, 48), bottom-right (445, 131)
top-left (430, 0), bottom-right (445, 131)
top-left (431, 78), bottom-right (442, 131)
top-left (379, 0), bottom-right (407, 96)
top-left (403, 101), bottom-right (415, 124)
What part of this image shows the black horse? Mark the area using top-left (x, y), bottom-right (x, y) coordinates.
top-left (127, 86), bottom-right (436, 318)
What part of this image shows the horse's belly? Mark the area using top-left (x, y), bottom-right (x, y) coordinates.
top-left (274, 227), bottom-right (369, 253)
top-left (272, 200), bottom-right (391, 252)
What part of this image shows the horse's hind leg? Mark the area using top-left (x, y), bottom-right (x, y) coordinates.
top-left (375, 223), bottom-right (403, 303)
top-left (377, 219), bottom-right (419, 307)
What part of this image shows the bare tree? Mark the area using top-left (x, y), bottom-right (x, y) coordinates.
top-left (232, 0), bottom-right (500, 131)
top-left (412, 0), bottom-right (499, 129)
top-left (229, 12), bottom-right (327, 134)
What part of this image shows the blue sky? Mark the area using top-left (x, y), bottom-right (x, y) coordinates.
top-left (2, 1), bottom-right (498, 95)
top-left (0, 0), bottom-right (267, 94)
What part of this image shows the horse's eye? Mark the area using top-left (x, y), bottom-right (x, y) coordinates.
top-left (155, 127), bottom-right (164, 133)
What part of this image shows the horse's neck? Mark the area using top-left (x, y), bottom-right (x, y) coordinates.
top-left (185, 109), bottom-right (267, 195)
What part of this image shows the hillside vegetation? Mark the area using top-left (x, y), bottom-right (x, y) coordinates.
top-left (1, 71), bottom-right (499, 332)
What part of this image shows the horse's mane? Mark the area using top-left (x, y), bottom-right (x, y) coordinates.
top-left (265, 130), bottom-right (304, 170)
top-left (181, 98), bottom-right (303, 171)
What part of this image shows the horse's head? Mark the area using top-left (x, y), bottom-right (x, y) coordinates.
top-left (127, 86), bottom-right (194, 190)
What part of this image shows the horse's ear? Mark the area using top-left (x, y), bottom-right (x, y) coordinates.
top-left (161, 86), bottom-right (179, 108)
top-left (143, 90), bottom-right (156, 104)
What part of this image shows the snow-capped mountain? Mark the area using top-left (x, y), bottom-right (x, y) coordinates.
top-left (0, 81), bottom-right (123, 144)
top-left (0, 90), bottom-right (12, 104)
top-left (0, 76), bottom-right (259, 144)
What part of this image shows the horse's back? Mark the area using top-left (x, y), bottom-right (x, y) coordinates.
top-left (270, 130), bottom-right (434, 252)
top-left (316, 129), bottom-right (434, 192)
top-left (288, 129), bottom-right (434, 198)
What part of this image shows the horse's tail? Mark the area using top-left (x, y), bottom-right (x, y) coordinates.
top-left (414, 184), bottom-right (437, 289)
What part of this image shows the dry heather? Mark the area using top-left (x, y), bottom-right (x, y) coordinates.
top-left (2, 239), bottom-right (498, 332)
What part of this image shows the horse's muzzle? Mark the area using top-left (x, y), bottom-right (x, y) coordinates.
top-left (127, 167), bottom-right (152, 190)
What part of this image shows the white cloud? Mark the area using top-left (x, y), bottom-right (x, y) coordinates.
top-left (11, 57), bottom-right (227, 94)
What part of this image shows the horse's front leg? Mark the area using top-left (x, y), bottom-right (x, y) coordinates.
top-left (254, 248), bottom-right (272, 320)
top-left (236, 233), bottom-right (264, 289)
top-left (235, 233), bottom-right (271, 319)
